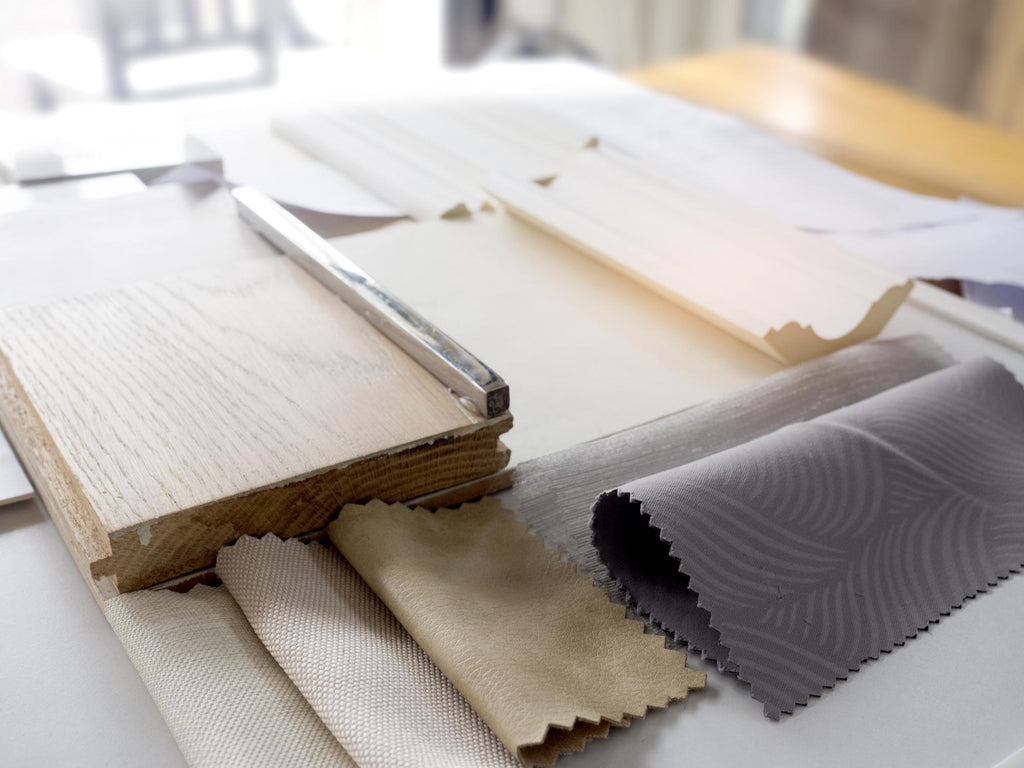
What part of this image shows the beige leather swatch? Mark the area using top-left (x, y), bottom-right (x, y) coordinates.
top-left (104, 586), bottom-right (355, 768)
top-left (328, 498), bottom-right (705, 766)
top-left (217, 535), bottom-right (520, 768)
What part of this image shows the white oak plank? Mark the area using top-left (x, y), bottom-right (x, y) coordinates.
top-left (0, 183), bottom-right (277, 310)
top-left (0, 257), bottom-right (510, 595)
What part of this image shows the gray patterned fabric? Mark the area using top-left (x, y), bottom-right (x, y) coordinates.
top-left (505, 335), bottom-right (952, 605)
top-left (592, 358), bottom-right (1024, 719)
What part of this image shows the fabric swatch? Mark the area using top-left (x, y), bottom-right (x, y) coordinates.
top-left (328, 498), bottom-right (705, 767)
top-left (506, 335), bottom-right (952, 604)
top-left (592, 358), bottom-right (1024, 719)
top-left (216, 535), bottom-right (519, 768)
top-left (104, 586), bottom-right (355, 768)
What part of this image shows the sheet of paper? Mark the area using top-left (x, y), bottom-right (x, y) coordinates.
top-left (277, 60), bottom-right (1023, 287)
top-left (464, 60), bottom-right (1024, 288)
top-left (3, 85), bottom-right (403, 218)
top-left (185, 115), bottom-right (404, 218)
top-left (829, 206), bottom-right (1024, 286)
top-left (475, 61), bottom-right (1007, 232)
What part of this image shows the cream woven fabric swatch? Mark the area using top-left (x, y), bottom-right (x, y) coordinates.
top-left (104, 585), bottom-right (354, 768)
top-left (329, 498), bottom-right (705, 767)
top-left (216, 535), bottom-right (519, 768)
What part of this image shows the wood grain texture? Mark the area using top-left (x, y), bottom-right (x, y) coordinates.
top-left (0, 257), bottom-right (510, 597)
top-left (629, 44), bottom-right (1024, 206)
top-left (146, 465), bottom-right (515, 595)
top-left (0, 183), bottom-right (277, 310)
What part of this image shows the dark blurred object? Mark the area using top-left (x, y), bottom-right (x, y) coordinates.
top-left (806, 0), bottom-right (993, 112)
top-left (806, 0), bottom-right (1024, 135)
top-left (98, 0), bottom-right (283, 100)
top-left (445, 0), bottom-right (502, 64)
top-left (445, 0), bottom-right (593, 64)
top-left (962, 281), bottom-right (1024, 322)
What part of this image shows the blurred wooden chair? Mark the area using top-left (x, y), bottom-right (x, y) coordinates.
top-left (4, 0), bottom-right (284, 108)
top-left (99, 0), bottom-right (283, 100)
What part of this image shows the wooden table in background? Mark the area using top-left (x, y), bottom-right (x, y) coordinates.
top-left (629, 44), bottom-right (1024, 207)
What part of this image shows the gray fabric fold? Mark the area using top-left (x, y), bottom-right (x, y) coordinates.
top-left (505, 335), bottom-right (953, 605)
top-left (592, 358), bottom-right (1024, 718)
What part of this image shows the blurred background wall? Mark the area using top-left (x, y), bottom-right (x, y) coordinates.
top-left (0, 0), bottom-right (1021, 132)
top-left (493, 0), bottom-right (1024, 131)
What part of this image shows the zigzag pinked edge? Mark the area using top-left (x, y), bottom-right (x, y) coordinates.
top-left (335, 498), bottom-right (706, 766)
top-left (592, 488), bottom-right (1024, 720)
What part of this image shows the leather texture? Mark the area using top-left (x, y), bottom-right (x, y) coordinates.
top-left (216, 535), bottom-right (519, 768)
top-left (329, 498), bottom-right (705, 767)
top-left (104, 585), bottom-right (356, 768)
top-left (593, 358), bottom-right (1024, 719)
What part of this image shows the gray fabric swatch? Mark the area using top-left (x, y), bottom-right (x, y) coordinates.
top-left (504, 335), bottom-right (953, 607)
top-left (592, 358), bottom-right (1024, 719)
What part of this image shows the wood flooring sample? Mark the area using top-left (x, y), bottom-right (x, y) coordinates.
top-left (0, 257), bottom-right (510, 598)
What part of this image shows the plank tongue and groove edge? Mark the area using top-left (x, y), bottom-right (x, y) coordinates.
top-left (0, 256), bottom-right (511, 600)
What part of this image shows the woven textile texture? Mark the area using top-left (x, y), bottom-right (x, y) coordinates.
top-left (593, 358), bottom-right (1024, 719)
top-left (104, 585), bottom-right (355, 768)
top-left (217, 535), bottom-right (519, 768)
top-left (329, 498), bottom-right (705, 767)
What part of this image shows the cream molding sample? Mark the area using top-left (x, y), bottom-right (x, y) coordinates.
top-left (273, 100), bottom-right (595, 221)
top-left (487, 149), bottom-right (913, 365)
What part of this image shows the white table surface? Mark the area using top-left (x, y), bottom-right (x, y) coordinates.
top-left (3, 205), bottom-right (1024, 767)
top-left (4, 63), bottom-right (1024, 768)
